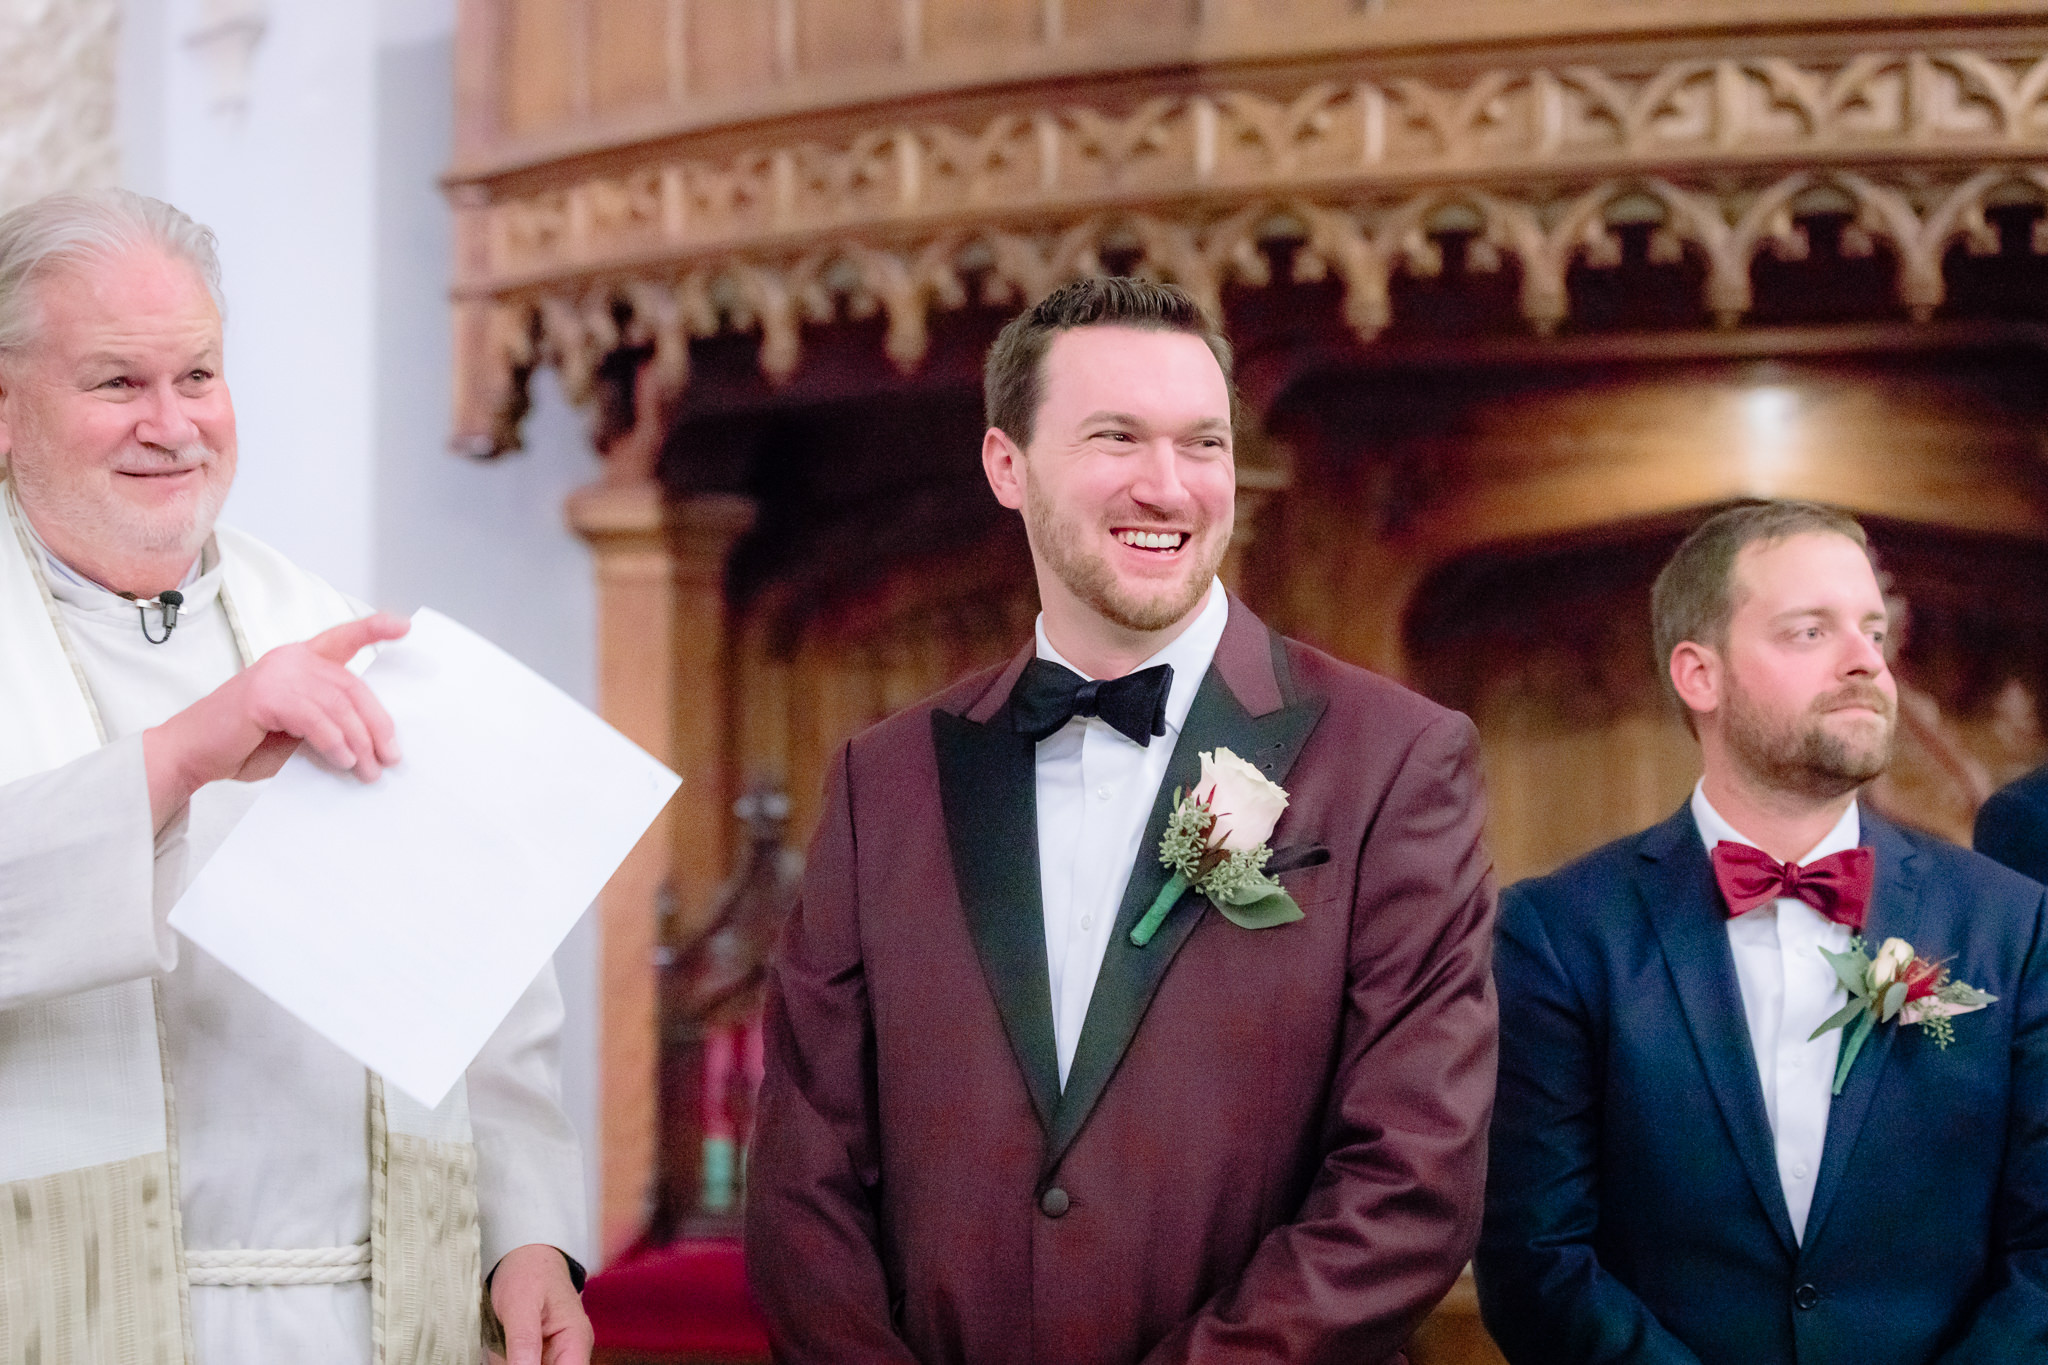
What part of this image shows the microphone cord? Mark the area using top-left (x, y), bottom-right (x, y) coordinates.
top-left (130, 588), bottom-right (185, 645)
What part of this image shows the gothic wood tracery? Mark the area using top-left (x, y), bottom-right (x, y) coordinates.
top-left (453, 40), bottom-right (2048, 454)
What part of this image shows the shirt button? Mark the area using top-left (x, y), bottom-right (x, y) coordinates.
top-left (1080, 915), bottom-right (1093, 931)
top-left (1793, 1163), bottom-right (1811, 1180)
top-left (1095, 785), bottom-right (1111, 801)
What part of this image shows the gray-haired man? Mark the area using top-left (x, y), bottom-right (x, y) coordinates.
top-left (0, 190), bottom-right (589, 1365)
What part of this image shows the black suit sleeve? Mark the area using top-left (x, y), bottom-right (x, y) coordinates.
top-left (1475, 884), bottom-right (1705, 1365)
top-left (1934, 886), bottom-right (2048, 1364)
top-left (1974, 785), bottom-right (2048, 886)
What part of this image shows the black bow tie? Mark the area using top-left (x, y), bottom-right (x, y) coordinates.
top-left (1010, 659), bottom-right (1173, 746)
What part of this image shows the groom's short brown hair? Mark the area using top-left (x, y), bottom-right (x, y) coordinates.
top-left (984, 276), bottom-right (1234, 448)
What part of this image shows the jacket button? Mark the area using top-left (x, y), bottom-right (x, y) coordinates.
top-left (1794, 1284), bottom-right (1820, 1311)
top-left (1039, 1187), bottom-right (1070, 1218)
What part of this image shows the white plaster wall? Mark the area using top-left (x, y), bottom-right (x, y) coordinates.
top-left (117, 0), bottom-right (604, 1256)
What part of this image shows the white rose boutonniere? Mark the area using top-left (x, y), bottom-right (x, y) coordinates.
top-left (1202, 748), bottom-right (1290, 853)
top-left (1128, 747), bottom-right (1302, 947)
top-left (1811, 935), bottom-right (1997, 1094)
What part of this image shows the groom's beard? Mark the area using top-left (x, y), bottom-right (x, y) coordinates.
top-left (1022, 470), bottom-right (1228, 635)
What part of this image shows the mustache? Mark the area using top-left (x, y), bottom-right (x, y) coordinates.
top-left (119, 442), bottom-right (217, 469)
top-left (1814, 682), bottom-right (1895, 720)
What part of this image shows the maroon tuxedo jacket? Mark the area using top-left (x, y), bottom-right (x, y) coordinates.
top-left (744, 597), bottom-right (1497, 1364)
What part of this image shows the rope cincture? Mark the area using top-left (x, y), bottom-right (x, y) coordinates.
top-left (186, 1243), bottom-right (372, 1286)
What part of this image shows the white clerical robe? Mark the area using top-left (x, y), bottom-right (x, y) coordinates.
top-left (0, 523), bottom-right (586, 1364)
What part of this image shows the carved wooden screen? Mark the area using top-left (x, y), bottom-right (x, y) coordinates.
top-left (732, 534), bottom-right (1038, 849)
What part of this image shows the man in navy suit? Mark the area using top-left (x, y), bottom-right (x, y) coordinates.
top-left (1476, 500), bottom-right (2048, 1364)
top-left (1977, 766), bottom-right (2048, 885)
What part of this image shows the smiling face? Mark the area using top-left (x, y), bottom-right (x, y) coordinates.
top-left (983, 325), bottom-right (1234, 662)
top-left (0, 243), bottom-right (235, 595)
top-left (1707, 530), bottom-right (1898, 799)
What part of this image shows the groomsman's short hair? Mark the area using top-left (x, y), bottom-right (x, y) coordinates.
top-left (1652, 500), bottom-right (1876, 711)
top-left (984, 276), bottom-right (1234, 447)
top-left (0, 189), bottom-right (222, 356)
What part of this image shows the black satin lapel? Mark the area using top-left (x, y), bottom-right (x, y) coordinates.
top-left (1637, 826), bottom-right (1800, 1256)
top-left (932, 709), bottom-right (1061, 1133)
top-left (1803, 817), bottom-right (1923, 1250)
top-left (1045, 668), bottom-right (1326, 1171)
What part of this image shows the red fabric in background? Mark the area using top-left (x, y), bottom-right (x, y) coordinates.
top-left (585, 1238), bottom-right (770, 1359)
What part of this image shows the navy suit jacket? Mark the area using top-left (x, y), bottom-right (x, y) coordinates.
top-left (1976, 764), bottom-right (2048, 886)
top-left (1476, 803), bottom-right (2048, 1365)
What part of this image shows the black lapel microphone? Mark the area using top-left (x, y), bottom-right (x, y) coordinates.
top-left (136, 588), bottom-right (184, 645)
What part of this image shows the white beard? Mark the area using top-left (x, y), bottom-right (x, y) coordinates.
top-left (7, 444), bottom-right (229, 571)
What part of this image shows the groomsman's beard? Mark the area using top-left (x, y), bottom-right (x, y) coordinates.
top-left (1722, 674), bottom-right (1898, 801)
top-left (1023, 472), bottom-right (1229, 635)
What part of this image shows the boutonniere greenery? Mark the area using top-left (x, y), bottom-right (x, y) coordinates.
top-left (1129, 747), bottom-right (1301, 947)
top-left (1810, 936), bottom-right (1996, 1095)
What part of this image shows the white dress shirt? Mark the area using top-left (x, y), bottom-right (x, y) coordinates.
top-left (1691, 783), bottom-right (1857, 1243)
top-left (1035, 579), bottom-right (1228, 1089)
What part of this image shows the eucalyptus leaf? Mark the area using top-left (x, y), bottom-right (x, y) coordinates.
top-left (1216, 889), bottom-right (1304, 931)
top-left (1213, 875), bottom-right (1284, 908)
top-left (1880, 980), bottom-right (1907, 1022)
top-left (1820, 944), bottom-right (1872, 998)
top-left (1808, 999), bottom-right (1866, 1041)
top-left (1832, 1010), bottom-right (1877, 1095)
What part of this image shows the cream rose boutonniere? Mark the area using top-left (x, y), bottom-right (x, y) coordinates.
top-left (1810, 935), bottom-right (1996, 1095)
top-left (1128, 748), bottom-right (1302, 947)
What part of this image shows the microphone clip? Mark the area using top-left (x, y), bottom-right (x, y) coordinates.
top-left (136, 588), bottom-right (184, 645)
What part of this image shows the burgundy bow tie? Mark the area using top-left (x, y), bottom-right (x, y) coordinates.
top-left (1710, 842), bottom-right (1874, 931)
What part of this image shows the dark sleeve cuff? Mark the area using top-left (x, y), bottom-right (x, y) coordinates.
top-left (485, 1247), bottom-right (589, 1294)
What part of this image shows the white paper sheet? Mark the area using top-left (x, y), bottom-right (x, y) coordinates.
top-left (170, 607), bottom-right (681, 1108)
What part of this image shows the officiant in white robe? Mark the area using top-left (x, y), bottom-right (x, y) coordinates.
top-left (0, 190), bottom-right (592, 1365)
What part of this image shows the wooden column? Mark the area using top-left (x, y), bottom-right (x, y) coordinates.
top-left (567, 478), bottom-right (755, 1262)
top-left (665, 493), bottom-right (760, 943)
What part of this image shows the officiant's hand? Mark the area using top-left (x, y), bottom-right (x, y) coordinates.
top-left (142, 612), bottom-right (410, 830)
top-left (489, 1242), bottom-right (593, 1365)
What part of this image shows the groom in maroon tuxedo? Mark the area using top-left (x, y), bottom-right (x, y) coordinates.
top-left (744, 277), bottom-right (1498, 1363)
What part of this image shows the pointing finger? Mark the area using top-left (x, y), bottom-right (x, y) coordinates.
top-left (305, 612), bottom-right (410, 667)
